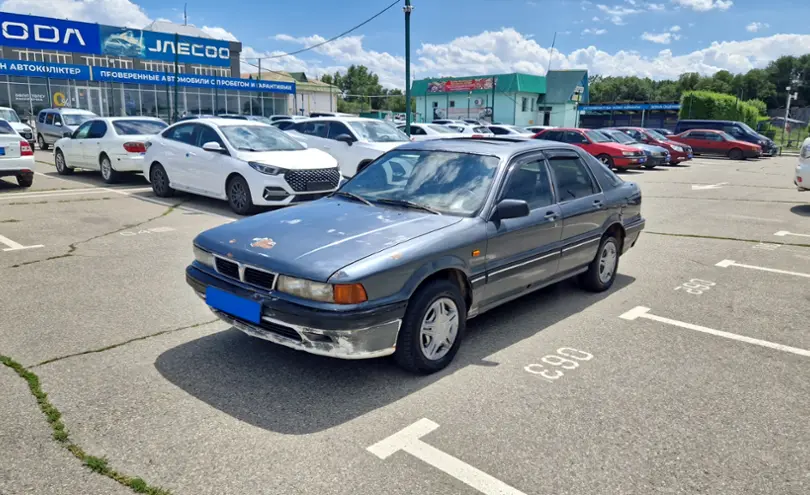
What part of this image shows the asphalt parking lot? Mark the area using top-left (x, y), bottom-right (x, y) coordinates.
top-left (1, 150), bottom-right (809, 495)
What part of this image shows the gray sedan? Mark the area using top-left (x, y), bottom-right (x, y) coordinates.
top-left (187, 138), bottom-right (645, 373)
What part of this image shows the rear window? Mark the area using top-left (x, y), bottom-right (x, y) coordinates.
top-left (473, 126), bottom-right (489, 133)
top-left (0, 120), bottom-right (15, 134)
top-left (113, 120), bottom-right (168, 135)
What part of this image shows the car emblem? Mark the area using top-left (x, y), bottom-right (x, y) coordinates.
top-left (251, 237), bottom-right (276, 249)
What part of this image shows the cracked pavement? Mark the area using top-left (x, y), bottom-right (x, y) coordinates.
top-left (1, 152), bottom-right (808, 494)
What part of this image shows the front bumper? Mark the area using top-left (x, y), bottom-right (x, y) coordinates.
top-left (743, 149), bottom-right (761, 159)
top-left (645, 154), bottom-right (668, 167)
top-left (622, 217), bottom-right (646, 254)
top-left (669, 151), bottom-right (692, 163)
top-left (613, 156), bottom-right (645, 169)
top-left (186, 265), bottom-right (405, 359)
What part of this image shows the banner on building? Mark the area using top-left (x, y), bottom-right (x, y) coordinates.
top-left (428, 77), bottom-right (497, 93)
top-left (0, 12), bottom-right (231, 67)
top-left (0, 58), bottom-right (91, 80)
top-left (91, 67), bottom-right (295, 94)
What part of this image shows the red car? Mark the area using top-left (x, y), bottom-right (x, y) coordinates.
top-left (669, 129), bottom-right (761, 160)
top-left (533, 128), bottom-right (647, 169)
top-left (609, 127), bottom-right (693, 165)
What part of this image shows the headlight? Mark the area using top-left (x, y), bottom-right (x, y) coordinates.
top-left (249, 162), bottom-right (284, 175)
top-left (622, 151), bottom-right (637, 156)
top-left (801, 145), bottom-right (810, 159)
top-left (193, 245), bottom-right (215, 268)
top-left (671, 145), bottom-right (683, 152)
top-left (759, 140), bottom-right (767, 145)
top-left (276, 275), bottom-right (367, 304)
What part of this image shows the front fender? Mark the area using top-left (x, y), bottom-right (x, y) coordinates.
top-left (401, 254), bottom-right (472, 298)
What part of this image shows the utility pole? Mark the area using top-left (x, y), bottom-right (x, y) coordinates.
top-left (781, 85), bottom-right (798, 147)
top-left (404, 0), bottom-right (413, 135)
top-left (173, 32), bottom-right (179, 123)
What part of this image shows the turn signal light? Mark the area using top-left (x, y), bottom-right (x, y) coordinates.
top-left (20, 141), bottom-right (33, 156)
top-left (333, 284), bottom-right (368, 304)
top-left (123, 142), bottom-right (147, 153)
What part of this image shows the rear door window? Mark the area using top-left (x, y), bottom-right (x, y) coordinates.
top-left (297, 120), bottom-right (329, 138)
top-left (163, 123), bottom-right (197, 145)
top-left (87, 121), bottom-right (108, 139)
top-left (548, 156), bottom-right (599, 201)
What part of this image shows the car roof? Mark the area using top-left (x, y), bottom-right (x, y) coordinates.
top-left (396, 137), bottom-right (581, 158)
top-left (101, 117), bottom-right (164, 122)
top-left (297, 116), bottom-right (388, 123)
top-left (58, 108), bottom-right (96, 114)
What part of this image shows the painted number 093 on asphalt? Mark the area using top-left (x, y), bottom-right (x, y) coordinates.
top-left (674, 279), bottom-right (716, 295)
top-left (524, 347), bottom-right (593, 382)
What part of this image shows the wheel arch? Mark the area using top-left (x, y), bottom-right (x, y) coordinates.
top-left (404, 256), bottom-right (474, 312)
top-left (603, 221), bottom-right (626, 253)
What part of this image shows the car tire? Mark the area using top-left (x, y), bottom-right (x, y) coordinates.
top-left (644, 163), bottom-right (656, 169)
top-left (728, 148), bottom-right (743, 160)
top-left (580, 234), bottom-right (620, 293)
top-left (99, 154), bottom-right (121, 184)
top-left (597, 154), bottom-right (614, 169)
top-left (226, 175), bottom-right (255, 215)
top-left (37, 134), bottom-right (48, 151)
top-left (149, 163), bottom-right (175, 197)
top-left (54, 149), bottom-right (73, 175)
top-left (394, 279), bottom-right (467, 374)
top-left (16, 174), bottom-right (33, 188)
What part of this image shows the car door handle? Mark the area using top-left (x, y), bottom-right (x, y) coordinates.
top-left (593, 199), bottom-right (604, 209)
top-left (185, 152), bottom-right (196, 158)
top-left (544, 211), bottom-right (558, 220)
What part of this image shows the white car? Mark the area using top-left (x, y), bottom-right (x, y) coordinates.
top-left (486, 124), bottom-right (534, 137)
top-left (432, 119), bottom-right (467, 126)
top-left (525, 125), bottom-right (554, 134)
top-left (143, 119), bottom-right (340, 214)
top-left (444, 124), bottom-right (495, 137)
top-left (396, 123), bottom-right (463, 141)
top-left (0, 107), bottom-right (34, 147)
top-left (53, 117), bottom-right (168, 183)
top-left (797, 137), bottom-right (810, 192)
top-left (286, 117), bottom-right (410, 176)
top-left (0, 119), bottom-right (35, 187)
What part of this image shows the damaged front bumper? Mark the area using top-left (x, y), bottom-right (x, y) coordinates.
top-left (186, 265), bottom-right (405, 360)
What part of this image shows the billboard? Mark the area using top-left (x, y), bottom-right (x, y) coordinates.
top-left (0, 12), bottom-right (231, 66)
top-left (428, 77), bottom-right (496, 93)
top-left (92, 67), bottom-right (295, 94)
top-left (0, 58), bottom-right (91, 80)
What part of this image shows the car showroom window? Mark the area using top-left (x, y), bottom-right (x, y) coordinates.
top-left (87, 121), bottom-right (107, 139)
top-left (220, 124), bottom-right (304, 152)
top-left (349, 121), bottom-right (408, 143)
top-left (341, 150), bottom-right (500, 216)
top-left (502, 159), bottom-right (554, 209)
top-left (548, 157), bottom-right (598, 201)
top-left (113, 120), bottom-right (167, 135)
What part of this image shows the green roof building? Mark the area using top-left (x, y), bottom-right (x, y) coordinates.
top-left (411, 70), bottom-right (588, 126)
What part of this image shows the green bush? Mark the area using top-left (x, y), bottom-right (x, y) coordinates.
top-left (679, 91), bottom-right (764, 128)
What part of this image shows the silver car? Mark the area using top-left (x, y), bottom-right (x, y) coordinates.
top-left (36, 108), bottom-right (97, 150)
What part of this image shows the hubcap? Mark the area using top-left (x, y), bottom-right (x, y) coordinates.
top-left (152, 168), bottom-right (165, 192)
top-left (599, 156), bottom-right (609, 164)
top-left (420, 298), bottom-right (459, 361)
top-left (599, 241), bottom-right (618, 284)
top-left (230, 181), bottom-right (247, 210)
top-left (101, 159), bottom-right (111, 179)
top-left (56, 153), bottom-right (64, 171)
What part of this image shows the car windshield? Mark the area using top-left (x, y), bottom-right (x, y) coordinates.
top-left (248, 116), bottom-right (273, 125)
top-left (340, 150), bottom-right (500, 217)
top-left (585, 130), bottom-right (613, 143)
top-left (220, 124), bottom-right (305, 152)
top-left (0, 109), bottom-right (21, 123)
top-left (64, 114), bottom-right (93, 126)
top-left (645, 129), bottom-right (668, 141)
top-left (739, 122), bottom-right (757, 134)
top-left (113, 120), bottom-right (168, 135)
top-left (427, 124), bottom-right (456, 134)
top-left (348, 120), bottom-right (409, 142)
top-left (603, 130), bottom-right (636, 144)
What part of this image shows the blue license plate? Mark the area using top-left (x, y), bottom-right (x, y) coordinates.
top-left (0, 147), bottom-right (5, 156)
top-left (639, 157), bottom-right (646, 163)
top-left (688, 153), bottom-right (693, 158)
top-left (206, 286), bottom-right (261, 324)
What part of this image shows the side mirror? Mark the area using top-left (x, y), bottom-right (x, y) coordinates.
top-left (491, 199), bottom-right (530, 221)
top-left (54, 121), bottom-right (62, 127)
top-left (202, 141), bottom-right (226, 153)
top-left (334, 134), bottom-right (355, 146)
top-left (63, 131), bottom-right (72, 138)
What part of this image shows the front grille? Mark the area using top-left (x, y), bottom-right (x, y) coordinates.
top-left (284, 168), bottom-right (340, 192)
top-left (244, 267), bottom-right (276, 290)
top-left (215, 258), bottom-right (239, 279)
top-left (258, 319), bottom-right (302, 342)
top-left (291, 192), bottom-right (331, 203)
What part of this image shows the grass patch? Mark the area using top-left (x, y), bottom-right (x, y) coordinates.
top-left (0, 218), bottom-right (20, 223)
top-left (0, 355), bottom-right (172, 494)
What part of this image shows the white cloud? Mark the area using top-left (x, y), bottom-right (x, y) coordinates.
top-left (746, 22), bottom-right (769, 33)
top-left (671, 0), bottom-right (733, 12)
top-left (647, 2), bottom-right (666, 10)
top-left (592, 16), bottom-right (601, 21)
top-left (200, 26), bottom-right (239, 41)
top-left (0, 0), bottom-right (151, 27)
top-left (670, 25), bottom-right (681, 32)
top-left (642, 30), bottom-right (681, 44)
top-left (596, 3), bottom-right (643, 24)
top-left (582, 28), bottom-right (608, 35)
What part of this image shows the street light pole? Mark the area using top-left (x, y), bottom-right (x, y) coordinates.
top-left (781, 86), bottom-right (797, 148)
top-left (404, 0), bottom-right (413, 136)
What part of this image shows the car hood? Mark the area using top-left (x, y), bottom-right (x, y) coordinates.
top-left (194, 198), bottom-right (462, 282)
top-left (360, 141), bottom-right (408, 152)
top-left (601, 142), bottom-right (642, 153)
top-left (633, 143), bottom-right (669, 155)
top-left (9, 122), bottom-right (31, 132)
top-left (234, 148), bottom-right (337, 170)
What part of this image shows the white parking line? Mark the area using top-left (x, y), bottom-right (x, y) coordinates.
top-left (620, 306), bottom-right (810, 358)
top-left (0, 233), bottom-right (43, 252)
top-left (0, 187), bottom-right (152, 200)
top-left (774, 231), bottom-right (810, 239)
top-left (716, 259), bottom-right (810, 279)
top-left (368, 418), bottom-right (527, 495)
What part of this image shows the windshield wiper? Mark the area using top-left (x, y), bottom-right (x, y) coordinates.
top-left (374, 198), bottom-right (441, 215)
top-left (331, 191), bottom-right (372, 206)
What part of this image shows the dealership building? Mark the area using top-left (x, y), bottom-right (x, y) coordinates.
top-left (0, 12), bottom-right (314, 124)
top-left (411, 70), bottom-right (589, 126)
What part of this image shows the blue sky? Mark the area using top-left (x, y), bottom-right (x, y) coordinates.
top-left (2, 0), bottom-right (809, 87)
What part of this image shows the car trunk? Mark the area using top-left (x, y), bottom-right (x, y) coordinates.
top-left (0, 134), bottom-right (22, 159)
